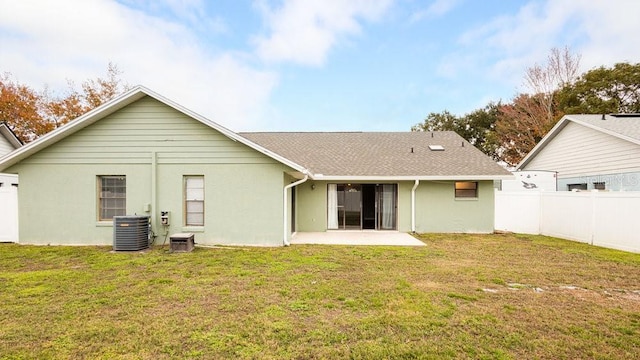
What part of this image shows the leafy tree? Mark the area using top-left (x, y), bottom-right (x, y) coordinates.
top-left (463, 103), bottom-right (501, 160)
top-left (411, 110), bottom-right (461, 133)
top-left (414, 47), bottom-right (581, 165)
top-left (0, 74), bottom-right (51, 141)
top-left (412, 103), bottom-right (501, 160)
top-left (495, 93), bottom-right (563, 166)
top-left (0, 63), bottom-right (129, 142)
top-left (558, 62), bottom-right (640, 114)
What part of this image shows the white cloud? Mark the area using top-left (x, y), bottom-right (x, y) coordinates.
top-left (454, 0), bottom-right (640, 91)
top-left (0, 0), bottom-right (274, 130)
top-left (410, 0), bottom-right (461, 23)
top-left (253, 0), bottom-right (393, 66)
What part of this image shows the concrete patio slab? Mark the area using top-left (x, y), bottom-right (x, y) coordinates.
top-left (290, 231), bottom-right (425, 246)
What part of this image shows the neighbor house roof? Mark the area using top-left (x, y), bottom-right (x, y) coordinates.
top-left (0, 121), bottom-right (23, 149)
top-left (518, 114), bottom-right (640, 169)
top-left (241, 131), bottom-right (512, 180)
top-left (0, 86), bottom-right (307, 175)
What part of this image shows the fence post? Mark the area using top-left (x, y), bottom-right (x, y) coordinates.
top-left (590, 191), bottom-right (596, 246)
top-left (538, 191), bottom-right (543, 235)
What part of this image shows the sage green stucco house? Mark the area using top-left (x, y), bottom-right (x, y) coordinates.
top-left (0, 86), bottom-right (511, 246)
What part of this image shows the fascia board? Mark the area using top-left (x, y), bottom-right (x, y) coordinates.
top-left (0, 124), bottom-right (23, 148)
top-left (310, 175), bottom-right (514, 181)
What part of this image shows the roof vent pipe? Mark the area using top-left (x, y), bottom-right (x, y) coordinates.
top-left (411, 147), bottom-right (414, 153)
top-left (462, 142), bottom-right (464, 147)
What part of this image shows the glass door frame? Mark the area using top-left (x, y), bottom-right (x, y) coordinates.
top-left (328, 183), bottom-right (397, 230)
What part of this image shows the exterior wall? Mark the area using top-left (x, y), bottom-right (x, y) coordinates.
top-left (7, 96), bottom-right (292, 246)
top-left (296, 180), bottom-right (495, 233)
top-left (500, 171), bottom-right (557, 192)
top-left (523, 122), bottom-right (640, 190)
top-left (296, 181), bottom-right (328, 232)
top-left (557, 171), bottom-right (640, 191)
top-left (0, 185), bottom-right (18, 242)
top-left (0, 134), bottom-right (16, 157)
top-left (414, 181), bottom-right (494, 233)
top-left (0, 173), bottom-right (18, 187)
top-left (296, 180), bottom-right (413, 232)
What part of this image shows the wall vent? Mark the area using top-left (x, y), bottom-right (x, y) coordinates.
top-left (113, 215), bottom-right (150, 251)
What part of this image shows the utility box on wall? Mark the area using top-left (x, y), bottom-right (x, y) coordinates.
top-left (170, 233), bottom-right (194, 252)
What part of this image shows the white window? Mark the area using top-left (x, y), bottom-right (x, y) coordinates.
top-left (455, 181), bottom-right (478, 198)
top-left (185, 176), bottom-right (204, 226)
top-left (98, 176), bottom-right (126, 221)
top-left (568, 183), bottom-right (587, 191)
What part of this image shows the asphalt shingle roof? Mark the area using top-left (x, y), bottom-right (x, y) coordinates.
top-left (567, 114), bottom-right (640, 141)
top-left (240, 131), bottom-right (511, 178)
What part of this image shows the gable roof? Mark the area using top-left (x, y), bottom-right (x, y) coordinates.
top-left (0, 85), bottom-right (509, 180)
top-left (517, 114), bottom-right (640, 169)
top-left (0, 86), bottom-right (307, 174)
top-left (241, 131), bottom-right (512, 180)
top-left (0, 121), bottom-right (23, 149)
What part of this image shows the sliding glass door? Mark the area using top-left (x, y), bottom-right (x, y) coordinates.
top-left (327, 184), bottom-right (397, 230)
top-left (378, 184), bottom-right (397, 230)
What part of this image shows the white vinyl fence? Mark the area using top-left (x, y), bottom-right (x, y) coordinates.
top-left (0, 186), bottom-right (19, 242)
top-left (495, 191), bottom-right (640, 253)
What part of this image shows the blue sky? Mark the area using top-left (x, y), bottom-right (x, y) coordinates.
top-left (1, 0), bottom-right (639, 132)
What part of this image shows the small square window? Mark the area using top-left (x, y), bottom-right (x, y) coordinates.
top-left (455, 181), bottom-right (478, 198)
top-left (593, 182), bottom-right (605, 190)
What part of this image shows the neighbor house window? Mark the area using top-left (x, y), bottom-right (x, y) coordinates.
top-left (185, 176), bottom-right (204, 226)
top-left (98, 176), bottom-right (126, 221)
top-left (455, 181), bottom-right (478, 198)
top-left (567, 183), bottom-right (587, 191)
top-left (593, 182), bottom-right (605, 190)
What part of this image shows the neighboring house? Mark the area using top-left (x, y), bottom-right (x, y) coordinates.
top-left (0, 121), bottom-right (23, 158)
top-left (0, 86), bottom-right (511, 246)
top-left (0, 121), bottom-right (23, 188)
top-left (500, 170), bottom-right (557, 192)
top-left (518, 114), bottom-right (640, 191)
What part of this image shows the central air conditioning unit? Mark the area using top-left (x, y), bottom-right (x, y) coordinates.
top-left (113, 215), bottom-right (150, 251)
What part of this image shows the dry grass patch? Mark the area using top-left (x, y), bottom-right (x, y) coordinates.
top-left (0, 234), bottom-right (638, 359)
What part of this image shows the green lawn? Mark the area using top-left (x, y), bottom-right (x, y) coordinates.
top-left (1, 234), bottom-right (639, 359)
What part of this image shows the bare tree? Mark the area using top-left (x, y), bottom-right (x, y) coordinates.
top-left (493, 47), bottom-right (581, 165)
top-left (523, 46), bottom-right (581, 122)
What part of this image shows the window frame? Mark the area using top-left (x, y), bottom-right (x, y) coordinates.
top-left (593, 182), bottom-right (605, 190)
top-left (184, 175), bottom-right (205, 227)
top-left (97, 175), bottom-right (126, 221)
top-left (567, 183), bottom-right (588, 191)
top-left (454, 181), bottom-right (478, 199)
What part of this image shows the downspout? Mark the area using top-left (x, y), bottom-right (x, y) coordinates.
top-left (283, 174), bottom-right (308, 246)
top-left (411, 179), bottom-right (420, 233)
top-left (150, 151), bottom-right (158, 244)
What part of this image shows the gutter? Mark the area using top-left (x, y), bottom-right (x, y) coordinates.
top-left (283, 174), bottom-right (308, 246)
top-left (411, 180), bottom-right (419, 233)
